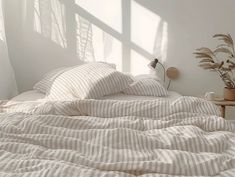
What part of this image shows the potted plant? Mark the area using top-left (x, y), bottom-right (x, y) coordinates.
top-left (194, 34), bottom-right (235, 100)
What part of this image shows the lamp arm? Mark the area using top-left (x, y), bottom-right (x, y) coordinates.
top-left (158, 62), bottom-right (166, 82)
top-left (167, 79), bottom-right (171, 90)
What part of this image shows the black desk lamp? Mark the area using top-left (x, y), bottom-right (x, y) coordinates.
top-left (148, 58), bottom-right (180, 89)
top-left (148, 58), bottom-right (166, 82)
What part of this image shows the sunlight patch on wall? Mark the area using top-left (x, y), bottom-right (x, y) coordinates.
top-left (131, 0), bottom-right (168, 62)
top-left (75, 0), bottom-right (122, 33)
top-left (130, 50), bottom-right (150, 75)
top-left (76, 15), bottom-right (94, 61)
top-left (154, 21), bottom-right (168, 62)
top-left (75, 14), bottom-right (122, 70)
top-left (34, 0), bottom-right (67, 48)
top-left (131, 0), bottom-right (161, 54)
top-left (90, 24), bottom-right (122, 71)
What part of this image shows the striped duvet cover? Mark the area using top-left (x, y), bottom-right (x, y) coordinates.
top-left (0, 97), bottom-right (234, 177)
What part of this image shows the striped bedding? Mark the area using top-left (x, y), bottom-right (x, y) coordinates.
top-left (33, 62), bottom-right (117, 94)
top-left (0, 97), bottom-right (234, 176)
top-left (46, 62), bottom-right (133, 100)
top-left (123, 79), bottom-right (168, 97)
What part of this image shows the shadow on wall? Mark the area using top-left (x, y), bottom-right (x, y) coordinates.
top-left (6, 0), bottom-right (235, 96)
top-left (22, 0), bottom-right (168, 74)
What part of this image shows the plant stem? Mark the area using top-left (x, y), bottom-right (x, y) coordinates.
top-left (216, 69), bottom-right (235, 88)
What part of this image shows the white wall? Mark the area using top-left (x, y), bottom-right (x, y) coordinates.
top-left (4, 0), bottom-right (235, 119)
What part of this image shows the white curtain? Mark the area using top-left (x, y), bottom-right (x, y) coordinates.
top-left (0, 0), bottom-right (18, 99)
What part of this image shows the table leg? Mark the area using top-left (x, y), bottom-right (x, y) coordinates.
top-left (220, 105), bottom-right (225, 118)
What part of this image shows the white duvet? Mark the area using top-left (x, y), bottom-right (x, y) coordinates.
top-left (0, 97), bottom-right (234, 177)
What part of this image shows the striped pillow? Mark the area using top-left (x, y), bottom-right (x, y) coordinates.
top-left (47, 62), bottom-right (133, 100)
top-left (34, 62), bottom-right (116, 94)
top-left (135, 74), bottom-right (161, 82)
top-left (123, 78), bottom-right (168, 97)
top-left (33, 67), bottom-right (72, 93)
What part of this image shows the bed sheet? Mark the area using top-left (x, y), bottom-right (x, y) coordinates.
top-left (11, 90), bottom-right (45, 101)
top-left (11, 90), bottom-right (182, 102)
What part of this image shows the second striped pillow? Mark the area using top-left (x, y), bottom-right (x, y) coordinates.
top-left (123, 78), bottom-right (168, 97)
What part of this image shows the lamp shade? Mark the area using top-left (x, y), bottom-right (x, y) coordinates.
top-left (148, 58), bottom-right (159, 69)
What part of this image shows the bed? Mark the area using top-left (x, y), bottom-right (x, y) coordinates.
top-left (0, 62), bottom-right (234, 176)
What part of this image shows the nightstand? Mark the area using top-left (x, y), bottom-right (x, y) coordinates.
top-left (199, 96), bottom-right (235, 118)
top-left (210, 100), bottom-right (235, 118)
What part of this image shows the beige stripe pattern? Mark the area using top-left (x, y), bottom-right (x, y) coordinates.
top-left (33, 62), bottom-right (117, 94)
top-left (123, 79), bottom-right (168, 97)
top-left (0, 97), bottom-right (234, 176)
top-left (33, 67), bottom-right (71, 93)
top-left (46, 62), bottom-right (133, 100)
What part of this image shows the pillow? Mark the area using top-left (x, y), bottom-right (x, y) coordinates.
top-left (123, 78), bottom-right (168, 97)
top-left (46, 62), bottom-right (133, 100)
top-left (33, 67), bottom-right (72, 93)
top-left (33, 62), bottom-right (116, 93)
top-left (98, 62), bottom-right (116, 69)
top-left (135, 74), bottom-right (161, 81)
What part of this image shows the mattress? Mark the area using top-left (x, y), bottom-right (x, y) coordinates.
top-left (11, 90), bottom-right (182, 102)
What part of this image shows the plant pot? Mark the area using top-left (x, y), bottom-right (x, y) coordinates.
top-left (224, 87), bottom-right (235, 101)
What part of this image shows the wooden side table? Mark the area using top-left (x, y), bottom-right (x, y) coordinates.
top-left (198, 96), bottom-right (235, 118)
top-left (210, 100), bottom-right (235, 118)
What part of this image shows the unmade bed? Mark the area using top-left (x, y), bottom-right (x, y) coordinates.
top-left (0, 62), bottom-right (234, 176)
top-left (0, 97), bottom-right (235, 176)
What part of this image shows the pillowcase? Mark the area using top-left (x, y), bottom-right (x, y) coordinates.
top-left (33, 67), bottom-right (72, 94)
top-left (134, 74), bottom-right (161, 81)
top-left (33, 62), bottom-right (116, 94)
top-left (123, 78), bottom-right (168, 97)
top-left (46, 62), bottom-right (133, 100)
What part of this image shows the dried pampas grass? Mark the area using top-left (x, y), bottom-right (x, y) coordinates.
top-left (194, 33), bottom-right (235, 89)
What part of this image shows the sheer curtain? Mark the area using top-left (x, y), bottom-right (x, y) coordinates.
top-left (0, 0), bottom-right (18, 99)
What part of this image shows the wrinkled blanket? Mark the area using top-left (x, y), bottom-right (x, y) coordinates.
top-left (0, 97), bottom-right (234, 177)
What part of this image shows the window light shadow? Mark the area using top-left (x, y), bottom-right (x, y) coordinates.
top-left (34, 0), bottom-right (67, 48)
top-left (75, 0), bottom-right (122, 33)
top-left (153, 20), bottom-right (168, 63)
top-left (75, 14), bottom-right (123, 70)
top-left (28, 0), bottom-right (169, 75)
top-left (131, 0), bottom-right (168, 64)
top-left (75, 15), bottom-right (94, 61)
